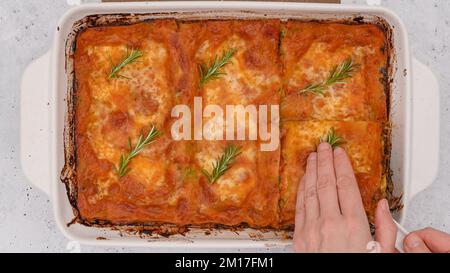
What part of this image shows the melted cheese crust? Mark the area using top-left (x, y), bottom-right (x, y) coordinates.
top-left (280, 121), bottom-right (384, 225)
top-left (180, 21), bottom-right (282, 227)
top-left (73, 20), bottom-right (388, 228)
top-left (75, 21), bottom-right (196, 224)
top-left (281, 21), bottom-right (387, 121)
top-left (75, 20), bottom-right (281, 227)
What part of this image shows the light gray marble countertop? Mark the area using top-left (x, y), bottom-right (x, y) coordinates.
top-left (0, 0), bottom-right (449, 252)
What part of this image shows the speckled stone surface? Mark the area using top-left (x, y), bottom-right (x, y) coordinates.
top-left (0, 0), bottom-right (449, 252)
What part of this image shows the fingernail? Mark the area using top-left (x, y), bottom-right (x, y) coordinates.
top-left (308, 152), bottom-right (317, 161)
top-left (334, 147), bottom-right (345, 155)
top-left (406, 234), bottom-right (422, 249)
top-left (318, 142), bottom-right (331, 151)
top-left (380, 199), bottom-right (389, 212)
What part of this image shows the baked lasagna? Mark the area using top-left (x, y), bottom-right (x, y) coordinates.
top-left (64, 18), bottom-right (391, 230)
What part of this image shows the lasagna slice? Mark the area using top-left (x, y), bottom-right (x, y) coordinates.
top-left (279, 121), bottom-right (385, 226)
top-left (281, 21), bottom-right (388, 121)
top-left (179, 20), bottom-right (282, 227)
top-left (179, 20), bottom-right (282, 106)
top-left (192, 141), bottom-right (280, 227)
top-left (74, 21), bottom-right (197, 225)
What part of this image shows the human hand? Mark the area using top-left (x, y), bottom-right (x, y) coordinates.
top-left (403, 228), bottom-right (450, 253)
top-left (293, 143), bottom-right (398, 253)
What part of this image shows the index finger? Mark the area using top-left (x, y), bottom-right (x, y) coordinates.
top-left (333, 147), bottom-right (366, 219)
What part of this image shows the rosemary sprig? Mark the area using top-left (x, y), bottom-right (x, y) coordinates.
top-left (320, 127), bottom-right (345, 149)
top-left (199, 48), bottom-right (236, 86)
top-left (300, 58), bottom-right (359, 96)
top-left (108, 47), bottom-right (143, 79)
top-left (201, 144), bottom-right (242, 184)
top-left (114, 126), bottom-right (161, 178)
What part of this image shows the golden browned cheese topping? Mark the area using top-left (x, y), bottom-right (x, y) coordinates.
top-left (72, 19), bottom-right (388, 228)
top-left (75, 21), bottom-right (197, 224)
top-left (279, 21), bottom-right (388, 226)
top-left (281, 22), bottom-right (387, 121)
top-left (279, 121), bottom-right (383, 225)
top-left (179, 21), bottom-right (282, 227)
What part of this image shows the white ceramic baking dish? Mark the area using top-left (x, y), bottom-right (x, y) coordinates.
top-left (20, 1), bottom-right (440, 250)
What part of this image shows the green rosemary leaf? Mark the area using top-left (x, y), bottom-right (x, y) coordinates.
top-left (299, 58), bottom-right (359, 96)
top-left (115, 126), bottom-right (161, 178)
top-left (320, 127), bottom-right (346, 149)
top-left (109, 47), bottom-right (143, 79)
top-left (202, 144), bottom-right (242, 184)
top-left (199, 48), bottom-right (236, 86)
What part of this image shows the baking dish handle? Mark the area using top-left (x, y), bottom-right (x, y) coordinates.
top-left (409, 58), bottom-right (440, 198)
top-left (20, 52), bottom-right (52, 196)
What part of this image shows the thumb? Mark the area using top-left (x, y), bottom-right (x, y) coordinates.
top-left (404, 233), bottom-right (431, 253)
top-left (374, 199), bottom-right (397, 253)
